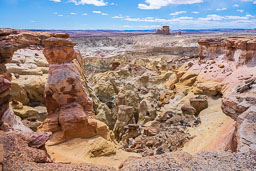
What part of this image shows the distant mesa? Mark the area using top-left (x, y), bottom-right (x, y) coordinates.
top-left (156, 26), bottom-right (170, 35)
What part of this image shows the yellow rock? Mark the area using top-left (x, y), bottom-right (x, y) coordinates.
top-left (13, 105), bottom-right (39, 119)
top-left (87, 136), bottom-right (116, 158)
top-left (160, 93), bottom-right (166, 100)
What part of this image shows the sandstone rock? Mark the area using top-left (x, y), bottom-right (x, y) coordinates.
top-left (44, 63), bottom-right (94, 114)
top-left (57, 103), bottom-right (108, 140)
top-left (10, 81), bottom-right (29, 105)
top-left (110, 62), bottom-right (120, 70)
top-left (10, 100), bottom-right (23, 109)
top-left (0, 76), bottom-right (11, 120)
top-left (156, 26), bottom-right (170, 35)
top-left (39, 35), bottom-right (109, 142)
top-left (38, 113), bottom-right (61, 133)
top-left (10, 102), bottom-right (47, 131)
top-left (196, 82), bottom-right (222, 96)
top-left (43, 38), bottom-right (77, 64)
top-left (181, 105), bottom-right (196, 115)
top-left (96, 103), bottom-right (115, 130)
top-left (114, 105), bottom-right (135, 141)
top-left (88, 136), bottom-right (116, 157)
top-left (222, 95), bottom-right (250, 120)
top-left (218, 64), bottom-right (225, 68)
top-left (13, 105), bottom-right (39, 119)
top-left (53, 33), bottom-right (70, 39)
top-left (121, 124), bottom-right (141, 146)
top-left (137, 100), bottom-right (156, 125)
top-left (189, 95), bottom-right (208, 115)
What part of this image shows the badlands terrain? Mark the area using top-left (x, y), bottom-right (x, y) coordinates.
top-left (0, 28), bottom-right (256, 170)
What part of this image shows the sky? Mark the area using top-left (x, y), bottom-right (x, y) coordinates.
top-left (0, 0), bottom-right (256, 30)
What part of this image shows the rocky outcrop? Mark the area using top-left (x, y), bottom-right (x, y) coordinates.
top-left (222, 81), bottom-right (256, 152)
top-left (156, 26), bottom-right (170, 35)
top-left (113, 105), bottom-right (135, 141)
top-left (38, 37), bottom-right (109, 142)
top-left (199, 37), bottom-right (256, 66)
top-left (0, 29), bottom-right (60, 131)
top-left (198, 37), bottom-right (256, 153)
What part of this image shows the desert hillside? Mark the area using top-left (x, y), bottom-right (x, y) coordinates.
top-left (0, 28), bottom-right (256, 170)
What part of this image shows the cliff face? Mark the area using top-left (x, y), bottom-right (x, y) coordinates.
top-left (199, 37), bottom-right (256, 66)
top-left (186, 37), bottom-right (256, 153)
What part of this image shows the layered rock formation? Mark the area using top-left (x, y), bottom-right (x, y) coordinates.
top-left (0, 29), bottom-right (56, 131)
top-left (38, 37), bottom-right (109, 143)
top-left (199, 37), bottom-right (256, 66)
top-left (156, 26), bottom-right (170, 35)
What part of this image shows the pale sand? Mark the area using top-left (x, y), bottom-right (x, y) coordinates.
top-left (46, 136), bottom-right (141, 169)
top-left (182, 98), bottom-right (236, 154)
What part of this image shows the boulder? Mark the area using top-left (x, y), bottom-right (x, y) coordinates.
top-left (181, 105), bottom-right (196, 115)
top-left (189, 95), bottom-right (208, 115)
top-left (88, 136), bottom-right (116, 157)
top-left (12, 105), bottom-right (39, 119)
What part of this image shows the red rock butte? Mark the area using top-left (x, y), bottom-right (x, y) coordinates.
top-left (156, 26), bottom-right (170, 35)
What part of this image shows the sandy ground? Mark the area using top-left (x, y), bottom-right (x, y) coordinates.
top-left (182, 98), bottom-right (236, 154)
top-left (46, 136), bottom-right (140, 169)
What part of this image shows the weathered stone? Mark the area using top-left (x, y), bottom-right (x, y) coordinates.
top-left (181, 105), bottom-right (196, 115)
top-left (13, 105), bottom-right (39, 119)
top-left (156, 26), bottom-right (170, 35)
top-left (114, 105), bottom-right (135, 141)
top-left (88, 136), bottom-right (116, 157)
top-left (43, 38), bottom-right (77, 64)
top-left (189, 95), bottom-right (208, 115)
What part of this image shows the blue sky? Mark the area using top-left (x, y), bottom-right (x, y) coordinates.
top-left (0, 0), bottom-right (256, 30)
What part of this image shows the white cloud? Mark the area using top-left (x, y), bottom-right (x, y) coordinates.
top-left (122, 25), bottom-right (161, 29)
top-left (138, 0), bottom-right (203, 10)
top-left (233, 4), bottom-right (239, 7)
top-left (58, 14), bottom-right (63, 16)
top-left (50, 0), bottom-right (61, 2)
top-left (198, 14), bottom-right (254, 21)
top-left (246, 14), bottom-right (254, 18)
top-left (82, 13), bottom-right (88, 16)
top-left (92, 11), bottom-right (108, 15)
top-left (124, 16), bottom-right (193, 22)
top-left (237, 9), bottom-right (244, 13)
top-left (254, 1), bottom-right (256, 4)
top-left (192, 11), bottom-right (199, 14)
top-left (216, 8), bottom-right (227, 11)
top-left (116, 14), bottom-right (256, 29)
top-left (70, 0), bottom-right (107, 6)
top-left (70, 12), bottom-right (77, 15)
top-left (170, 11), bottom-right (187, 15)
top-left (199, 14), bottom-right (224, 21)
top-left (112, 16), bottom-right (123, 19)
